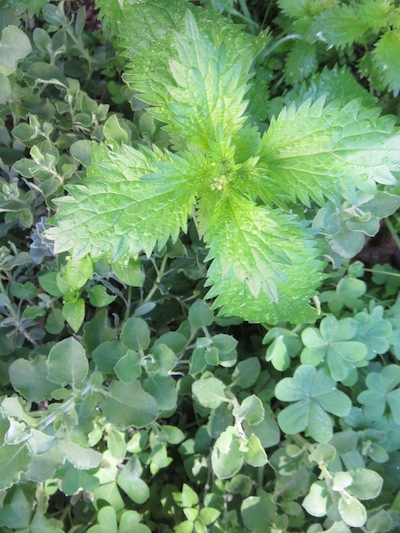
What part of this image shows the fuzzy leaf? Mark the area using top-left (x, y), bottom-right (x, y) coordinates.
top-left (46, 144), bottom-right (198, 260)
top-left (310, 5), bottom-right (366, 48)
top-left (118, 1), bottom-right (256, 134)
top-left (0, 444), bottom-right (31, 490)
top-left (288, 65), bottom-right (377, 108)
top-left (203, 194), bottom-right (325, 323)
top-left (47, 337), bottom-right (88, 388)
top-left (373, 30), bottom-right (400, 96)
top-left (163, 11), bottom-right (251, 150)
top-left (285, 41), bottom-right (317, 84)
top-left (358, 0), bottom-right (394, 34)
top-left (0, 25), bottom-right (32, 76)
top-left (257, 98), bottom-right (400, 207)
top-left (100, 381), bottom-right (158, 429)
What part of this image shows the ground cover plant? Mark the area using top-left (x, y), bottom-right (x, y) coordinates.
top-left (1, 0), bottom-right (400, 531)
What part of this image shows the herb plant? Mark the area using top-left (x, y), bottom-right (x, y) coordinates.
top-left (46, 0), bottom-right (400, 324)
top-left (2, 1), bottom-right (400, 532)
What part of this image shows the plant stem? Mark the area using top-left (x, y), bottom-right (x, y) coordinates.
top-left (385, 218), bottom-right (400, 250)
top-left (143, 253), bottom-right (168, 305)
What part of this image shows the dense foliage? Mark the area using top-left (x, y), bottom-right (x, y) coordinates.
top-left (1, 0), bottom-right (400, 531)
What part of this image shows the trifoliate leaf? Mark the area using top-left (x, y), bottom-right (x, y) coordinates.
top-left (301, 316), bottom-right (368, 382)
top-left (46, 144), bottom-right (198, 260)
top-left (357, 365), bottom-right (400, 423)
top-left (203, 194), bottom-right (325, 323)
top-left (257, 98), bottom-right (400, 207)
top-left (373, 30), bottom-right (400, 96)
top-left (275, 366), bottom-right (351, 442)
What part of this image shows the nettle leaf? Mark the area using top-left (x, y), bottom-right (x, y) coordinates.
top-left (288, 65), bottom-right (378, 109)
top-left (373, 30), bottom-right (400, 96)
top-left (275, 366), bottom-right (352, 442)
top-left (165, 12), bottom-right (251, 150)
top-left (301, 316), bottom-right (368, 382)
top-left (46, 144), bottom-right (198, 261)
top-left (257, 98), bottom-right (400, 207)
top-left (357, 365), bottom-right (400, 423)
top-left (310, 4), bottom-right (366, 49)
top-left (118, 2), bottom-right (256, 136)
top-left (46, 0), bottom-right (400, 327)
top-left (203, 194), bottom-right (325, 323)
top-left (284, 41), bottom-right (317, 84)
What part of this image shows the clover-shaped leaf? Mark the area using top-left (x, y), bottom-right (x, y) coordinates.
top-left (357, 364), bottom-right (400, 424)
top-left (353, 306), bottom-right (392, 359)
top-left (275, 365), bottom-right (352, 442)
top-left (301, 316), bottom-right (367, 382)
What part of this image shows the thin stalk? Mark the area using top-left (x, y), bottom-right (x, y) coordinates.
top-left (260, 33), bottom-right (302, 59)
top-left (385, 218), bottom-right (400, 250)
top-left (142, 253), bottom-right (168, 305)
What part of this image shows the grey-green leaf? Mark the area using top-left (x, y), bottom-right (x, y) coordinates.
top-left (47, 337), bottom-right (88, 388)
top-left (100, 381), bottom-right (158, 429)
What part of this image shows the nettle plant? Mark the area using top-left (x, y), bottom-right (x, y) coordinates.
top-left (276, 0), bottom-right (400, 95)
top-left (3, 1), bottom-right (400, 532)
top-left (46, 0), bottom-right (400, 325)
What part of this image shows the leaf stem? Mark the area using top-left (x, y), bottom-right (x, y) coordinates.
top-left (142, 253), bottom-right (168, 305)
top-left (384, 218), bottom-right (400, 250)
top-left (260, 33), bottom-right (303, 59)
